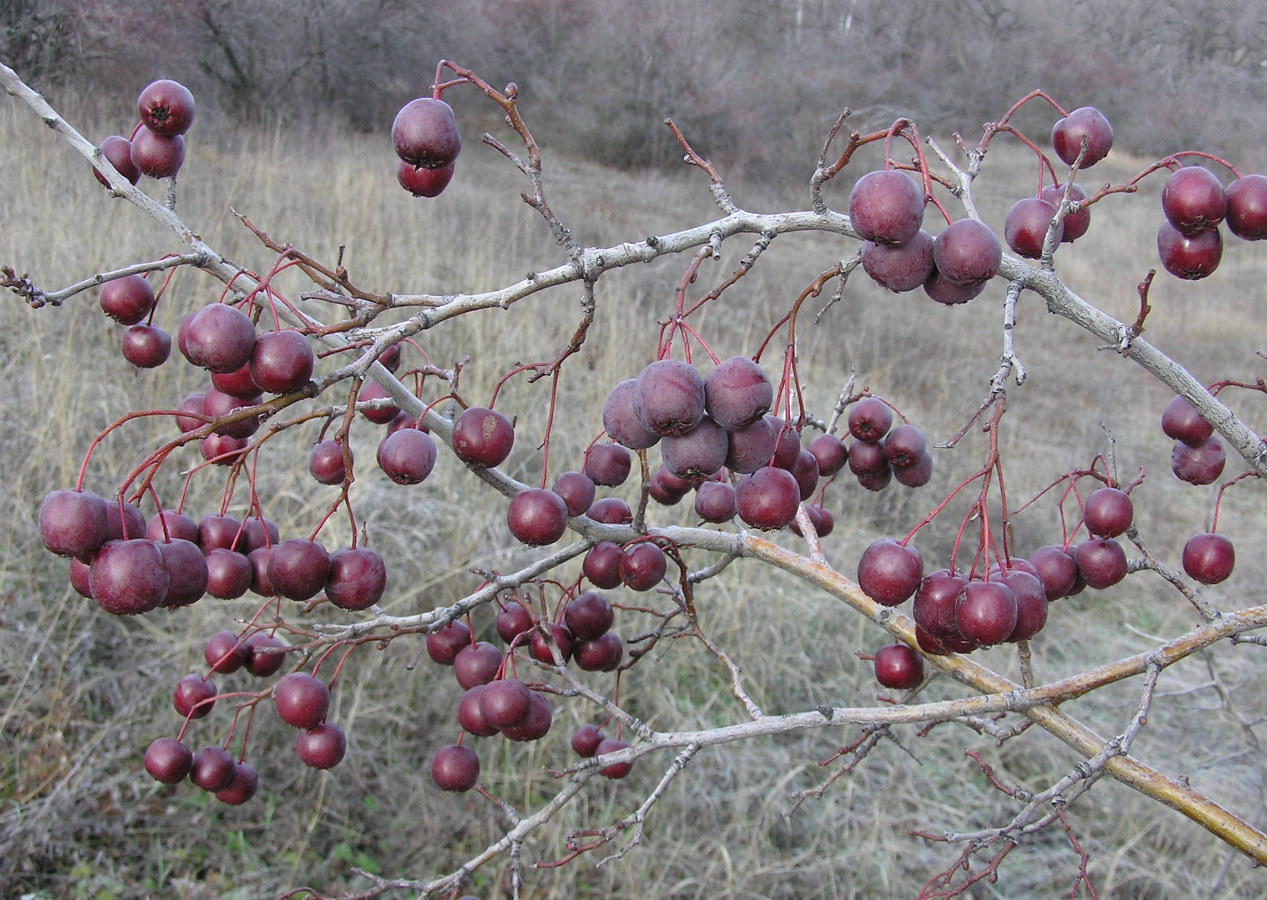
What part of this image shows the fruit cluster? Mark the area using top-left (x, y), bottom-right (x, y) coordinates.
top-left (94, 78), bottom-right (195, 189)
top-left (850, 170), bottom-right (1002, 303)
top-left (854, 484), bottom-right (1148, 678)
top-left (1157, 166), bottom-right (1267, 280)
top-left (90, 79), bottom-right (203, 368)
top-left (595, 357), bottom-right (931, 538)
top-left (423, 588), bottom-right (632, 792)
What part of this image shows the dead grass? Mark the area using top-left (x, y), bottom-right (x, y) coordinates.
top-left (2, 95), bottom-right (1266, 900)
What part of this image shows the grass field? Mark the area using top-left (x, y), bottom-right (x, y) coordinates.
top-left (2, 88), bottom-right (1267, 900)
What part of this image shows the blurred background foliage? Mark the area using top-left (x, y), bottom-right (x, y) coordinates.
top-left (5, 0), bottom-right (1267, 178)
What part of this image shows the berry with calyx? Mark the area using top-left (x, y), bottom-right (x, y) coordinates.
top-left (1039, 183), bottom-right (1091, 242)
top-left (954, 580), bottom-right (1018, 646)
top-left (89, 539), bottom-right (169, 614)
top-left (100, 274), bottom-right (155, 325)
top-left (633, 359), bottom-right (706, 437)
top-left (584, 442), bottom-right (632, 487)
top-left (703, 356), bottom-right (773, 429)
top-left (1082, 487), bottom-right (1133, 538)
top-left (1157, 221), bottom-right (1222, 280)
top-left (892, 450), bottom-right (933, 487)
top-left (295, 722), bottom-right (347, 769)
top-left (860, 230), bottom-right (936, 292)
top-left (93, 135), bottom-right (141, 187)
top-left (848, 397), bottom-right (893, 443)
top-left (430, 744), bottom-right (480, 792)
top-left (121, 324), bottom-right (171, 368)
top-left (848, 169), bottom-right (925, 246)
top-left (249, 329), bottom-right (314, 394)
top-left (308, 439), bottom-right (349, 485)
top-left (451, 406), bottom-right (515, 468)
top-left (137, 79), bottom-right (196, 136)
top-left (661, 417), bottom-right (728, 480)
top-left (190, 746), bottom-right (237, 793)
top-left (144, 737), bottom-right (193, 784)
top-left (325, 546), bottom-right (387, 611)
top-left (856, 538), bottom-right (923, 607)
top-left (1075, 538), bottom-right (1128, 589)
top-left (273, 672), bottom-right (330, 729)
top-left (39, 489), bottom-right (108, 559)
top-left (398, 159), bottom-right (456, 197)
top-left (1162, 166), bottom-right (1227, 236)
top-left (933, 219), bottom-right (1002, 287)
top-left (1171, 436), bottom-right (1225, 485)
top-left (1004, 197), bottom-right (1062, 259)
top-left (130, 129), bottom-right (185, 178)
top-left (620, 542), bottom-right (668, 591)
top-left (883, 424), bottom-right (926, 469)
top-left (182, 304), bottom-right (256, 374)
top-left (173, 674), bottom-right (216, 719)
top-left (215, 761), bottom-right (259, 805)
top-left (392, 97), bottom-right (461, 169)
top-left (377, 428), bottom-right (438, 484)
top-left (507, 488), bottom-right (570, 546)
top-left (1225, 174), bottom-right (1267, 240)
top-left (1051, 106), bottom-right (1113, 168)
top-left (596, 737), bottom-right (633, 779)
top-left (1182, 532), bottom-right (1235, 585)
top-left (1162, 395), bottom-right (1213, 446)
top-left (873, 643), bottom-right (923, 690)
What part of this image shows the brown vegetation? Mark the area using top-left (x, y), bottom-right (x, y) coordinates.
top-left (3, 33), bottom-right (1267, 900)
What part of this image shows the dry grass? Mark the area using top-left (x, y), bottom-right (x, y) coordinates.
top-left (2, 93), bottom-right (1267, 900)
